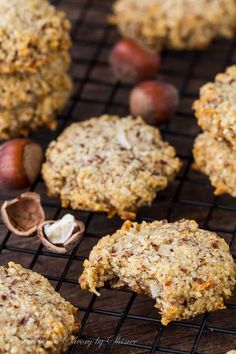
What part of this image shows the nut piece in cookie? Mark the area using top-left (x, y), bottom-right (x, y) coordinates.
top-left (193, 65), bottom-right (236, 150)
top-left (193, 132), bottom-right (236, 197)
top-left (42, 115), bottom-right (182, 219)
top-left (1, 192), bottom-right (45, 237)
top-left (79, 219), bottom-right (235, 325)
top-left (0, 262), bottom-right (80, 353)
top-left (111, 0), bottom-right (236, 51)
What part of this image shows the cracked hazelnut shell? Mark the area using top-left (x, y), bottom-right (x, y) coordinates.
top-left (1, 192), bottom-right (45, 237)
top-left (37, 220), bottom-right (85, 254)
top-left (0, 138), bottom-right (43, 190)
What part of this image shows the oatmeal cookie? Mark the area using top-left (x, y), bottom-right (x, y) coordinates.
top-left (42, 115), bottom-right (182, 219)
top-left (193, 66), bottom-right (236, 150)
top-left (0, 81), bottom-right (72, 139)
top-left (0, 0), bottom-right (71, 74)
top-left (0, 52), bottom-right (71, 110)
top-left (111, 0), bottom-right (236, 51)
top-left (0, 262), bottom-right (79, 353)
top-left (193, 132), bottom-right (236, 197)
top-left (79, 219), bottom-right (235, 325)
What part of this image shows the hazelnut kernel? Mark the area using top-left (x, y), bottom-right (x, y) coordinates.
top-left (129, 81), bottom-right (179, 125)
top-left (109, 38), bottom-right (161, 84)
top-left (0, 139), bottom-right (43, 190)
top-left (37, 215), bottom-right (85, 254)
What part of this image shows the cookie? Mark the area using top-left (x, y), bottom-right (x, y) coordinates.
top-left (193, 132), bottom-right (236, 197)
top-left (0, 82), bottom-right (72, 139)
top-left (79, 219), bottom-right (235, 325)
top-left (193, 66), bottom-right (236, 150)
top-left (0, 0), bottom-right (71, 74)
top-left (111, 0), bottom-right (236, 51)
top-left (0, 52), bottom-right (71, 111)
top-left (0, 262), bottom-right (79, 353)
top-left (42, 115), bottom-right (182, 219)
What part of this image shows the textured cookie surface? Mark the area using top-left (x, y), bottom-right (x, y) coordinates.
top-left (111, 0), bottom-right (236, 51)
top-left (194, 66), bottom-right (236, 150)
top-left (193, 132), bottom-right (236, 197)
top-left (0, 53), bottom-right (71, 110)
top-left (0, 0), bottom-right (71, 73)
top-left (42, 115), bottom-right (181, 219)
top-left (79, 219), bottom-right (235, 325)
top-left (0, 79), bottom-right (72, 139)
top-left (0, 262), bottom-right (79, 353)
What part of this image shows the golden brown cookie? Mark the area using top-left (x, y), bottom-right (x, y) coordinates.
top-left (0, 81), bottom-right (72, 139)
top-left (0, 0), bottom-right (71, 74)
top-left (193, 66), bottom-right (236, 150)
top-left (0, 53), bottom-right (71, 110)
top-left (0, 262), bottom-right (79, 353)
top-left (193, 132), bottom-right (236, 197)
top-left (111, 0), bottom-right (236, 51)
top-left (42, 115), bottom-right (182, 219)
top-left (80, 219), bottom-right (235, 325)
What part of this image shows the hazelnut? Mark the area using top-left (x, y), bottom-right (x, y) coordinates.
top-left (109, 38), bottom-right (161, 84)
top-left (0, 138), bottom-right (43, 190)
top-left (37, 214), bottom-right (85, 254)
top-left (1, 192), bottom-right (45, 237)
top-left (129, 81), bottom-right (179, 125)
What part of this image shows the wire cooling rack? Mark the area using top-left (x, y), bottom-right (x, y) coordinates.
top-left (0, 0), bottom-right (235, 353)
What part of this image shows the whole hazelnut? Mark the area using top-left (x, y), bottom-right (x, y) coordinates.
top-left (129, 81), bottom-right (179, 125)
top-left (0, 139), bottom-right (43, 190)
top-left (109, 38), bottom-right (161, 84)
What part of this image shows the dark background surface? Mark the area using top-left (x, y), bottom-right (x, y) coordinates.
top-left (0, 0), bottom-right (235, 353)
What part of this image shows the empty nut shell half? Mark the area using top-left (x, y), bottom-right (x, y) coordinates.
top-left (37, 220), bottom-right (85, 254)
top-left (1, 192), bottom-right (45, 237)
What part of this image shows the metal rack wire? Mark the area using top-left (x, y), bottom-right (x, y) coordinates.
top-left (0, 0), bottom-right (235, 353)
